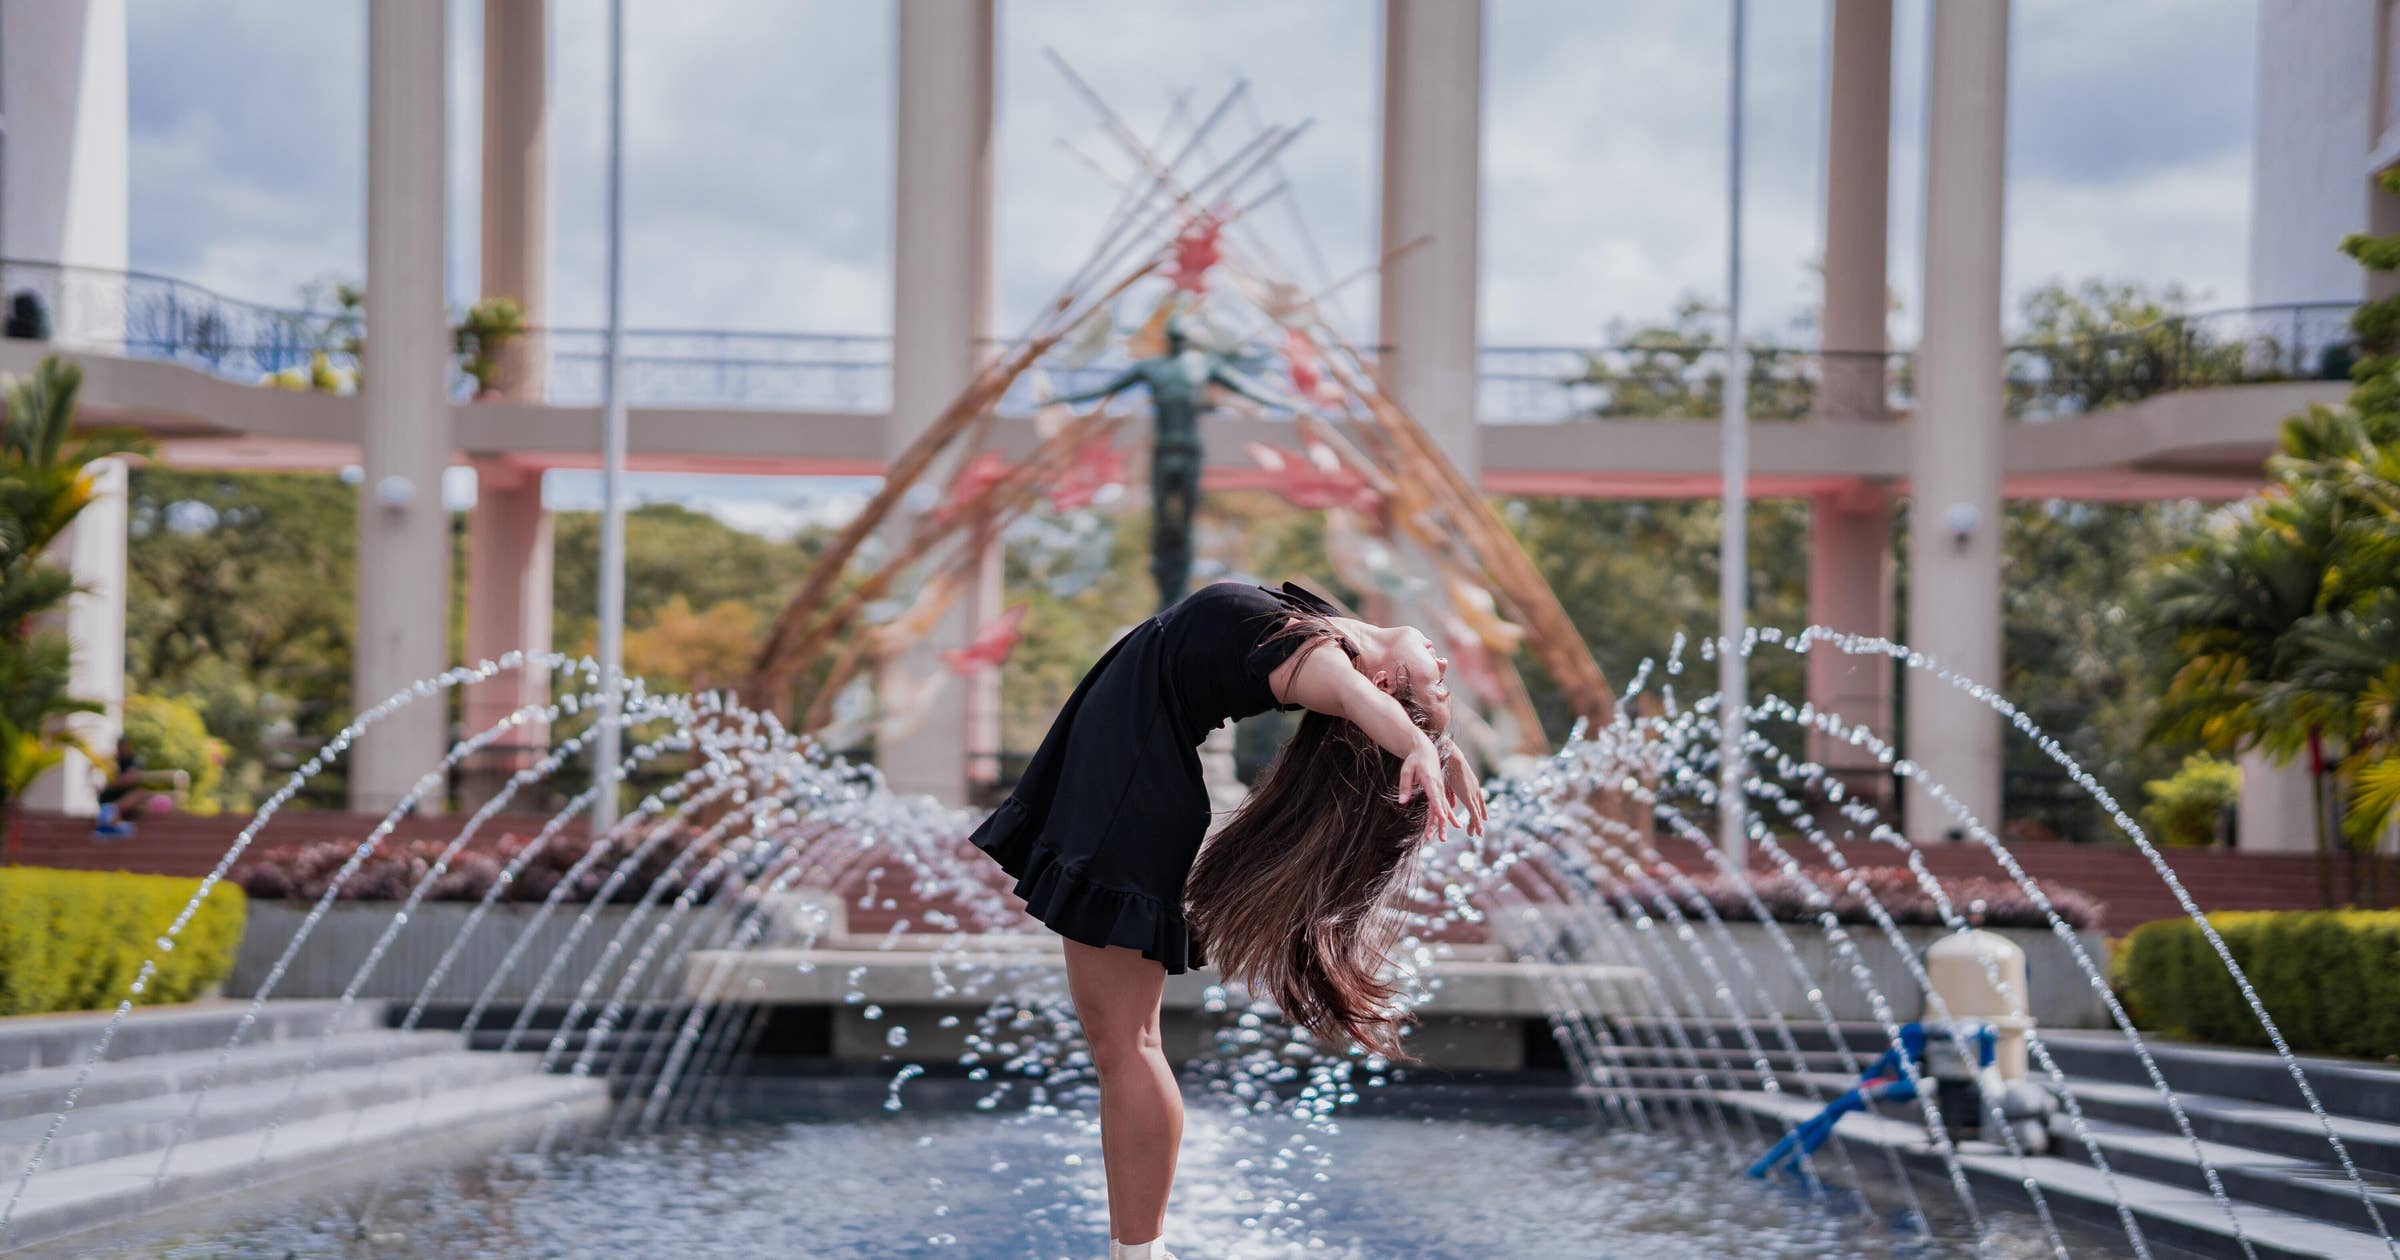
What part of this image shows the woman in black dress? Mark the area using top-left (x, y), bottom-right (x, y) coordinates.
top-left (967, 579), bottom-right (1487, 1260)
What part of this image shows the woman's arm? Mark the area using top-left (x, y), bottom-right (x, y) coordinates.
top-left (1271, 639), bottom-right (1459, 829)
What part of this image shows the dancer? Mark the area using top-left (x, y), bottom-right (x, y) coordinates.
top-left (969, 579), bottom-right (1487, 1260)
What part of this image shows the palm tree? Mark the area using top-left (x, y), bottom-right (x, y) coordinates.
top-left (0, 355), bottom-right (153, 859)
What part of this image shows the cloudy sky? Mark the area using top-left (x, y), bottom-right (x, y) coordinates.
top-left (127, 0), bottom-right (2258, 524)
top-left (131, 0), bottom-right (2259, 342)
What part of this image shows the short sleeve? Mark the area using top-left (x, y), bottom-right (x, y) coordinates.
top-left (1242, 585), bottom-right (1360, 712)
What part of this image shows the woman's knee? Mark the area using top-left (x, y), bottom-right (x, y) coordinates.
top-left (1086, 1020), bottom-right (1164, 1077)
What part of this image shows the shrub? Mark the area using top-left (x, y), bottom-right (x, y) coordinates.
top-left (0, 868), bottom-right (247, 1016)
top-left (122, 692), bottom-right (231, 815)
top-left (2141, 753), bottom-right (2240, 848)
top-left (2118, 910), bottom-right (2400, 1059)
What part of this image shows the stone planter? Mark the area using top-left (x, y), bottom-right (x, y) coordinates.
top-left (1495, 910), bottom-right (2114, 1029)
top-left (227, 901), bottom-right (737, 1005)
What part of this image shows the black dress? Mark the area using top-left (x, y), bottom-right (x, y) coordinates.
top-left (967, 580), bottom-right (1360, 974)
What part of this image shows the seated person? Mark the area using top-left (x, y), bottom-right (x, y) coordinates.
top-left (92, 736), bottom-right (150, 839)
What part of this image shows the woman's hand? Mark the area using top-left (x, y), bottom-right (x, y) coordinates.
top-left (1395, 736), bottom-right (1459, 832)
top-left (1440, 741), bottom-right (1488, 838)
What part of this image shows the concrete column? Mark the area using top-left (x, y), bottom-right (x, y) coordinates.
top-left (1903, 0), bottom-right (2008, 840)
top-left (479, 0), bottom-right (549, 399)
top-left (351, 0), bottom-right (452, 815)
top-left (880, 0), bottom-right (995, 806)
top-left (2236, 748), bottom-right (2317, 854)
top-left (2246, 0), bottom-right (2374, 308)
top-left (458, 0), bottom-right (553, 809)
top-left (0, 0), bottom-right (128, 349)
top-left (1818, 0), bottom-right (1892, 420)
top-left (1376, 0), bottom-right (1484, 476)
top-left (1805, 484), bottom-right (1894, 810)
top-left (23, 458), bottom-right (127, 815)
top-left (460, 460), bottom-right (552, 807)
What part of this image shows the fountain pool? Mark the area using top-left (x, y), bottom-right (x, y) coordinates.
top-left (57, 1082), bottom-right (2103, 1259)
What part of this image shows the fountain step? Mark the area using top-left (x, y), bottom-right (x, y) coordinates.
top-left (0, 1030), bottom-right (459, 1124)
top-left (0, 1049), bottom-right (540, 1175)
top-left (2064, 1078), bottom-right (2400, 1178)
top-left (2039, 1029), bottom-right (2400, 1128)
top-left (0, 1000), bottom-right (383, 1074)
top-left (391, 1000), bottom-right (692, 1033)
top-left (2053, 1116), bottom-right (2400, 1237)
top-left (1721, 1090), bottom-right (2397, 1260)
top-left (1585, 1044), bottom-right (1868, 1072)
top-left (0, 1072), bottom-right (608, 1254)
top-left (1601, 1015), bottom-right (1898, 1057)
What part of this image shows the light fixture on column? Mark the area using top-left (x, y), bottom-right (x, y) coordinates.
top-left (1944, 501), bottom-right (1979, 546)
top-left (376, 474), bottom-right (416, 510)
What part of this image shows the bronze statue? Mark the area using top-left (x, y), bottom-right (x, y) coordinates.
top-left (1061, 314), bottom-right (1304, 608)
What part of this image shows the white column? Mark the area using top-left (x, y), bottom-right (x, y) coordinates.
top-left (1904, 0), bottom-right (2008, 840)
top-left (458, 0), bottom-right (553, 809)
top-left (880, 0), bottom-right (994, 806)
top-left (23, 458), bottom-right (127, 815)
top-left (1808, 0), bottom-right (1896, 812)
top-left (461, 461), bottom-right (552, 806)
top-left (1806, 485), bottom-right (1894, 808)
top-left (2235, 748), bottom-right (2317, 853)
top-left (480, 0), bottom-right (549, 399)
top-left (1376, 0), bottom-right (1484, 476)
top-left (0, 0), bottom-right (128, 348)
top-left (1819, 0), bottom-right (1892, 420)
top-left (2246, 0), bottom-right (2374, 308)
top-left (351, 0), bottom-right (452, 815)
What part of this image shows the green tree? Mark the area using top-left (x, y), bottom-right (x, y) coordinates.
top-left (2142, 175), bottom-right (2400, 903)
top-left (0, 356), bottom-right (153, 849)
top-left (1568, 296), bottom-right (1819, 421)
top-left (125, 469), bottom-right (356, 809)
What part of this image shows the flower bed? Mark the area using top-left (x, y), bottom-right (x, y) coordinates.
top-left (1636, 862), bottom-right (2105, 933)
top-left (235, 830), bottom-right (730, 904)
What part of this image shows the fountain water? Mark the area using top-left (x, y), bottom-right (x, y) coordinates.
top-left (4, 637), bottom-right (2395, 1259)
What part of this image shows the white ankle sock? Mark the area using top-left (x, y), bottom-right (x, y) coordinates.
top-left (1109, 1236), bottom-right (1168, 1260)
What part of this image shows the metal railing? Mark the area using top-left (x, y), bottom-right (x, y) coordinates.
top-left (0, 259), bottom-right (2358, 424)
top-left (1477, 301), bottom-right (2359, 424)
top-left (2000, 301), bottom-right (2358, 420)
top-left (0, 257), bottom-right (352, 383)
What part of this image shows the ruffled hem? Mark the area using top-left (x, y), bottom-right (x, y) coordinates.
top-left (970, 799), bottom-right (1204, 975)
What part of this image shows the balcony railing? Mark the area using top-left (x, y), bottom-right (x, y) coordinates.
top-left (0, 259), bottom-right (2359, 424)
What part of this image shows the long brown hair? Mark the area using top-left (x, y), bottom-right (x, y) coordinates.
top-left (1183, 609), bottom-right (1447, 1064)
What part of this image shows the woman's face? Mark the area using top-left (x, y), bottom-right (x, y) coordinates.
top-left (1365, 624), bottom-right (1450, 733)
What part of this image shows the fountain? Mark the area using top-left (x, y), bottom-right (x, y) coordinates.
top-left (0, 637), bottom-right (2392, 1259)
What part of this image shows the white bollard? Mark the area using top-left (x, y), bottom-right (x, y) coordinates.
top-left (1925, 928), bottom-right (2032, 1081)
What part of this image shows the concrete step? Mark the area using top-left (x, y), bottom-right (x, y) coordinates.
top-left (2066, 1078), bottom-right (2400, 1179)
top-left (2040, 1028), bottom-right (2400, 1127)
top-left (2052, 1116), bottom-right (2400, 1238)
top-left (0, 1072), bottom-right (608, 1253)
top-left (0, 1030), bottom-right (458, 1123)
top-left (1602, 1014), bottom-right (1898, 1057)
top-left (395, 1000), bottom-right (689, 1033)
top-left (1721, 1090), bottom-right (2396, 1259)
top-left (0, 1050), bottom-right (535, 1175)
top-left (0, 1001), bottom-right (383, 1073)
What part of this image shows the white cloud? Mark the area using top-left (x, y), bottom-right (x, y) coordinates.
top-left (129, 0), bottom-right (2262, 366)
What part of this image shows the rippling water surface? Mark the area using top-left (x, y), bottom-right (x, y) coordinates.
top-left (84, 1091), bottom-right (2106, 1260)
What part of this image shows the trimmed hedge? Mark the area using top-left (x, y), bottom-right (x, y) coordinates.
top-left (2119, 910), bottom-right (2400, 1060)
top-left (0, 867), bottom-right (247, 1016)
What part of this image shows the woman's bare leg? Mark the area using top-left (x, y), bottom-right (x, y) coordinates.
top-left (1061, 938), bottom-right (1180, 1246)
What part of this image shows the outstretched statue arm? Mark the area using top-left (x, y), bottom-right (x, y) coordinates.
top-left (1209, 359), bottom-right (1315, 414)
top-left (1056, 364), bottom-right (1145, 408)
